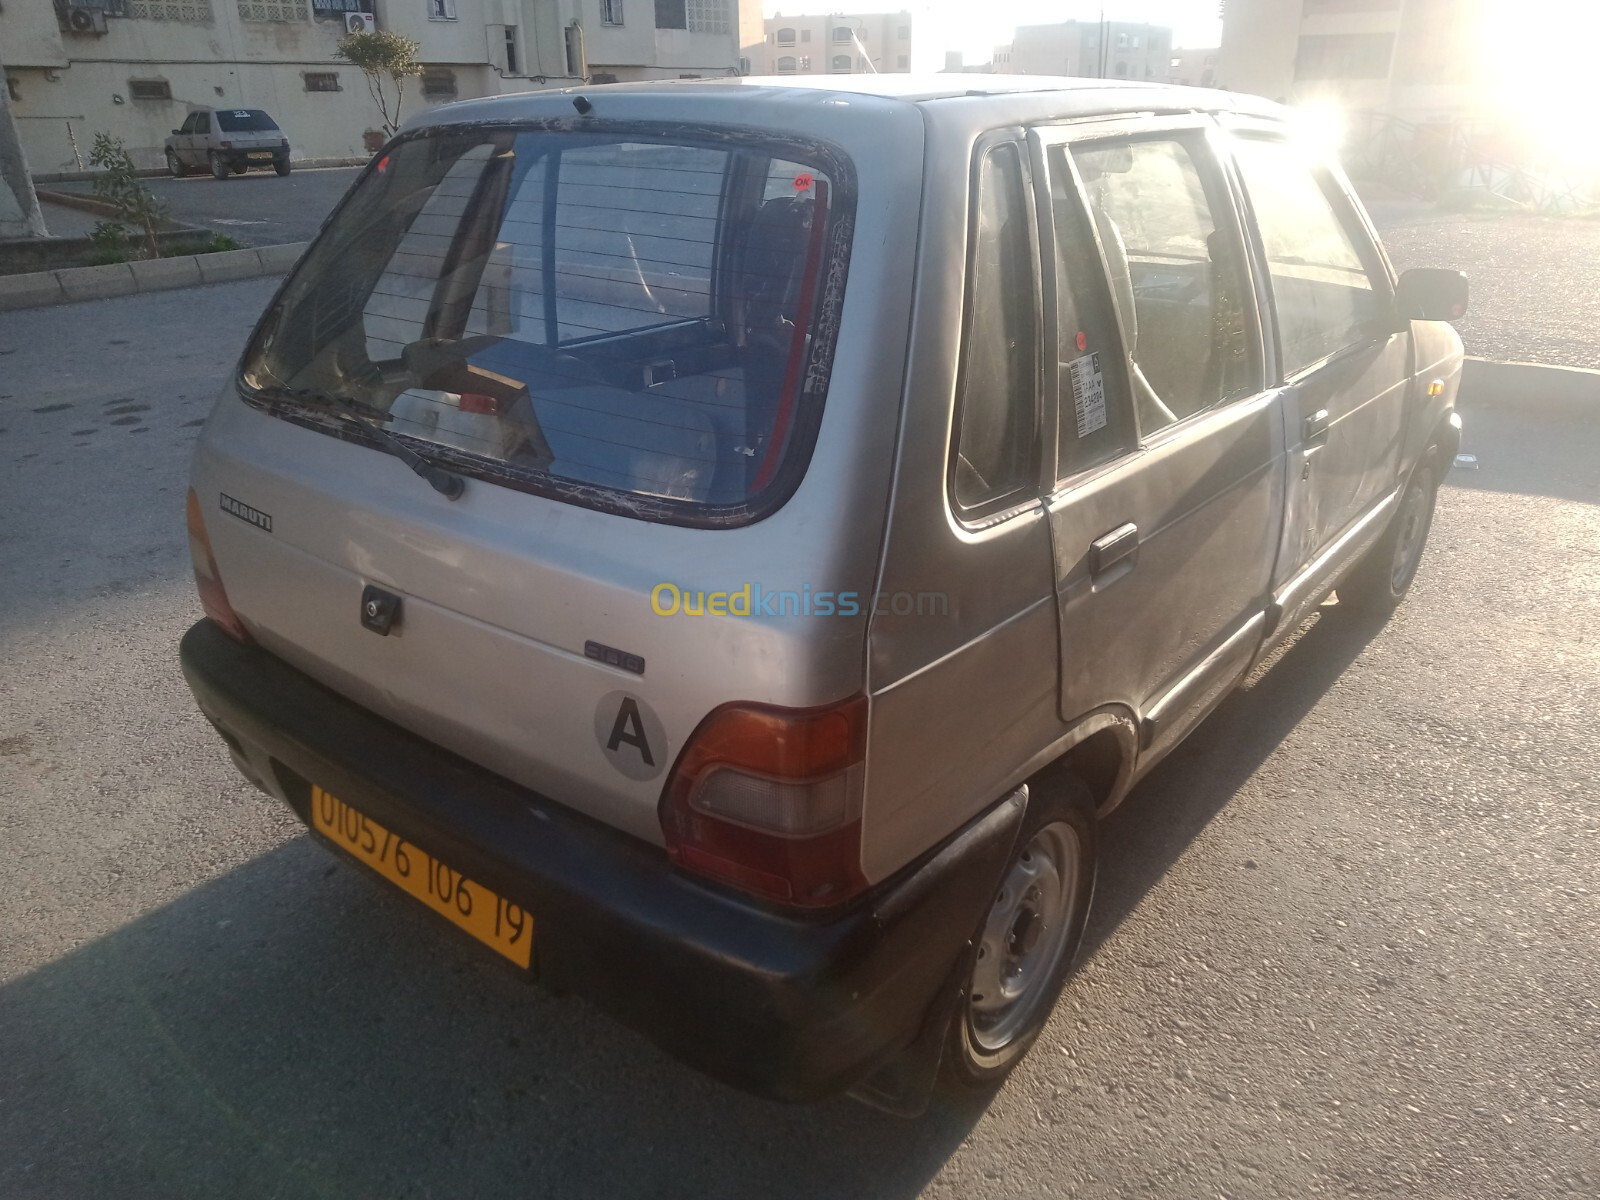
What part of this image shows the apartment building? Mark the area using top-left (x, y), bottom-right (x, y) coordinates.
top-left (0, 0), bottom-right (749, 173)
top-left (743, 11), bottom-right (913, 77)
top-left (1217, 0), bottom-right (1487, 120)
top-left (1009, 20), bottom-right (1172, 82)
top-left (1168, 45), bottom-right (1220, 89)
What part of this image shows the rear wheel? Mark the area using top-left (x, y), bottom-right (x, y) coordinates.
top-left (1339, 451), bottom-right (1439, 614)
top-left (209, 152), bottom-right (228, 181)
top-left (274, 159), bottom-right (291, 177)
top-left (942, 771), bottom-right (1097, 1089)
top-left (165, 149), bottom-right (187, 178)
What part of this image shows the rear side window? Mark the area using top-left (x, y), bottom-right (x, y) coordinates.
top-left (242, 128), bottom-right (853, 525)
top-left (216, 109), bottom-right (279, 132)
top-left (952, 142), bottom-right (1039, 515)
top-left (1231, 136), bottom-right (1382, 377)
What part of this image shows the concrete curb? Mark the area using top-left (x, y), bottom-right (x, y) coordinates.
top-left (1462, 357), bottom-right (1600, 415)
top-left (0, 241), bottom-right (307, 311)
top-left (32, 157), bottom-right (367, 184)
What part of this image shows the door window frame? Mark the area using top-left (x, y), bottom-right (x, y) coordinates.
top-left (946, 128), bottom-right (1047, 527)
top-left (1218, 117), bottom-right (1400, 386)
top-left (1030, 114), bottom-right (1270, 490)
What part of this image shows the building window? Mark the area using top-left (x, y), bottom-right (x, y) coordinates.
top-left (127, 0), bottom-right (214, 20)
top-left (738, 56), bottom-right (750, 73)
top-left (310, 0), bottom-right (365, 13)
top-left (655, 0), bottom-right (685, 28)
top-left (1295, 33), bottom-right (1395, 80)
top-left (504, 26), bottom-right (519, 73)
top-left (237, 0), bottom-right (305, 20)
top-left (427, 0), bottom-right (456, 19)
top-left (830, 53), bottom-right (851, 71)
top-left (800, 29), bottom-right (809, 42)
top-left (1114, 61), bottom-right (1127, 76)
top-left (776, 55), bottom-right (796, 73)
top-left (421, 68), bottom-right (457, 96)
top-left (127, 78), bottom-right (173, 99)
top-left (1116, 32), bottom-right (1128, 48)
top-left (832, 26), bottom-right (851, 43)
top-left (600, 0), bottom-right (623, 24)
top-left (776, 26), bottom-right (795, 45)
top-left (896, 54), bottom-right (907, 69)
top-left (798, 55), bottom-right (809, 69)
top-left (897, 24), bottom-right (908, 38)
top-left (6, 76), bottom-right (19, 103)
top-left (303, 71), bottom-right (341, 91)
top-left (686, 0), bottom-right (728, 34)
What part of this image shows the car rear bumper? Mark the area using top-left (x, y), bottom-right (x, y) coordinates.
top-left (178, 618), bottom-right (1023, 1102)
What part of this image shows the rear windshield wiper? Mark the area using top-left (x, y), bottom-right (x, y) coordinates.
top-left (284, 388), bottom-right (465, 500)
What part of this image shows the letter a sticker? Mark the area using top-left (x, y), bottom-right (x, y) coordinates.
top-left (594, 691), bottom-right (668, 781)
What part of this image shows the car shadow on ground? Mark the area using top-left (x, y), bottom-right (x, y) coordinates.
top-left (1081, 602), bottom-right (1384, 965)
top-left (0, 604), bottom-right (1387, 1200)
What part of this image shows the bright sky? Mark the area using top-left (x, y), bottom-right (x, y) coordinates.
top-left (763, 2), bottom-right (1224, 71)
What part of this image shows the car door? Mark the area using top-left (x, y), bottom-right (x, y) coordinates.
top-left (1032, 117), bottom-right (1287, 757)
top-left (189, 111), bottom-right (212, 164)
top-left (173, 112), bottom-right (198, 160)
top-left (1225, 128), bottom-right (1409, 618)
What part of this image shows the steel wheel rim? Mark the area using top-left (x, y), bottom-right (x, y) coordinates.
top-left (968, 822), bottom-right (1081, 1053)
top-left (1390, 480), bottom-right (1432, 591)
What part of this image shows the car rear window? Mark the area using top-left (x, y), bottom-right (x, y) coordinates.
top-left (241, 125), bottom-right (854, 525)
top-left (216, 109), bottom-right (279, 132)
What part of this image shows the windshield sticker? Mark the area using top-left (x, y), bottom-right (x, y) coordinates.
top-left (594, 691), bottom-right (667, 781)
top-left (1068, 352), bottom-right (1108, 439)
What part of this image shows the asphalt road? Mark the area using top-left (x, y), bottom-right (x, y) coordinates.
top-left (1, 281), bottom-right (1597, 1199)
top-left (50, 166), bottom-right (362, 248)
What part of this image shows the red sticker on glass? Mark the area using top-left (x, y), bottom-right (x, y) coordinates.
top-left (1076, 331), bottom-right (1088, 352)
top-left (793, 172), bottom-right (814, 191)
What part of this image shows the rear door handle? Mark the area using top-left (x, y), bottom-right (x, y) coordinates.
top-left (1089, 522), bottom-right (1139, 577)
top-left (1303, 408), bottom-right (1331, 445)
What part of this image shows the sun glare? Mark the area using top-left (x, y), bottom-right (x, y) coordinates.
top-left (1480, 0), bottom-right (1600, 169)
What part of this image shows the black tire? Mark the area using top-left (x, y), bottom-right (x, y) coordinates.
top-left (942, 769), bottom-right (1098, 1090)
top-left (231, 163), bottom-right (248, 176)
top-left (209, 152), bottom-right (228, 181)
top-left (165, 149), bottom-right (188, 178)
top-left (1338, 450), bottom-right (1440, 614)
top-left (274, 159), bottom-right (291, 177)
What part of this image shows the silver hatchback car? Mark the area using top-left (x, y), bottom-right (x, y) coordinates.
top-left (165, 107), bottom-right (292, 179)
top-left (179, 76), bottom-right (1466, 1112)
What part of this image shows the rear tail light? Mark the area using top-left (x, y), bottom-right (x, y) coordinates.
top-left (186, 488), bottom-right (251, 643)
top-left (661, 696), bottom-right (869, 908)
top-left (218, 141), bottom-right (234, 149)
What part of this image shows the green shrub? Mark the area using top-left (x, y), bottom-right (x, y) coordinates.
top-left (88, 133), bottom-right (167, 259)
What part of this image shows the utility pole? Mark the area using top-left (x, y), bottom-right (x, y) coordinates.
top-left (0, 52), bottom-right (48, 239)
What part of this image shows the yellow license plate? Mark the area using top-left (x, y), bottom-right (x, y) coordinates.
top-left (248, 152), bottom-right (272, 158)
top-left (311, 786), bottom-right (533, 967)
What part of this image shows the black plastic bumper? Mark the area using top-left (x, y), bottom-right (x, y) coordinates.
top-left (178, 619), bottom-right (1024, 1102)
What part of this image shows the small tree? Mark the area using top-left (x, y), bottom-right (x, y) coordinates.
top-left (336, 31), bottom-right (423, 140)
top-left (88, 132), bottom-right (165, 259)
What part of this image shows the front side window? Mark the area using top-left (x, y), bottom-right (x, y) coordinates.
top-left (1231, 136), bottom-right (1382, 377)
top-left (242, 128), bottom-right (853, 525)
top-left (951, 143), bottom-right (1038, 514)
top-left (195, 112), bottom-right (211, 134)
top-left (1069, 135), bottom-right (1258, 433)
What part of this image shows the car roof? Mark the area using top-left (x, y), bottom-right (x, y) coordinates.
top-left (410, 74), bottom-right (1287, 129)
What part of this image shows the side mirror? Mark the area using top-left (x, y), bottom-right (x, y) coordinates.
top-left (1395, 268), bottom-right (1468, 323)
